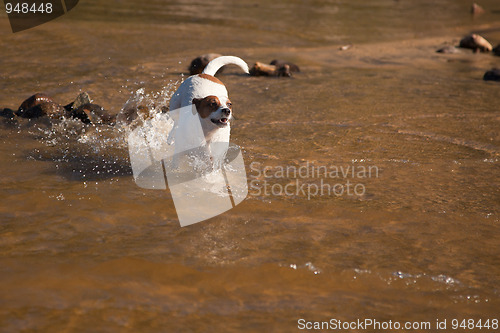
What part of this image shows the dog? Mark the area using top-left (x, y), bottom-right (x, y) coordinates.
top-left (168, 56), bottom-right (249, 167)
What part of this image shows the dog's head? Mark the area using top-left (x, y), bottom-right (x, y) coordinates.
top-left (192, 95), bottom-right (232, 129)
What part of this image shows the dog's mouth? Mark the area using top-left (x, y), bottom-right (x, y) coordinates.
top-left (211, 117), bottom-right (229, 127)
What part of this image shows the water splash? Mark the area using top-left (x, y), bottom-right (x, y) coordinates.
top-left (24, 82), bottom-right (181, 181)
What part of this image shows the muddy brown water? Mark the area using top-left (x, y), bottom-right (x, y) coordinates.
top-left (1, 0), bottom-right (500, 332)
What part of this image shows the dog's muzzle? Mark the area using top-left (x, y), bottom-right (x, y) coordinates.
top-left (211, 108), bottom-right (231, 127)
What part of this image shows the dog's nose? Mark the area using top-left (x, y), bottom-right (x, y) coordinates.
top-left (221, 108), bottom-right (231, 116)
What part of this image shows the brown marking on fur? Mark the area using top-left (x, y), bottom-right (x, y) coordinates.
top-left (192, 96), bottom-right (221, 119)
top-left (198, 74), bottom-right (225, 86)
top-left (192, 95), bottom-right (232, 120)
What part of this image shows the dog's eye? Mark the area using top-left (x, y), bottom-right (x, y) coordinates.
top-left (226, 102), bottom-right (232, 108)
top-left (210, 102), bottom-right (217, 108)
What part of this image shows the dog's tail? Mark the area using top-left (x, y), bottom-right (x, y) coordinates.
top-left (202, 56), bottom-right (249, 76)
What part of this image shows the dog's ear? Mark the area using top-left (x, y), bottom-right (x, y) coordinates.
top-left (192, 98), bottom-right (201, 115)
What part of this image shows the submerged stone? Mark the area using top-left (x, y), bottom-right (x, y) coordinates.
top-left (483, 68), bottom-right (500, 81)
top-left (250, 61), bottom-right (292, 77)
top-left (493, 44), bottom-right (500, 57)
top-left (270, 59), bottom-right (300, 72)
top-left (70, 103), bottom-right (115, 125)
top-left (436, 45), bottom-right (462, 54)
top-left (0, 108), bottom-right (15, 119)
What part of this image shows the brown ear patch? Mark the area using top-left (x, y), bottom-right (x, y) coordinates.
top-left (198, 74), bottom-right (225, 86)
top-left (192, 96), bottom-right (221, 118)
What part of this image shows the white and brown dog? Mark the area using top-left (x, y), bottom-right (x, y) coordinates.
top-left (168, 56), bottom-right (249, 166)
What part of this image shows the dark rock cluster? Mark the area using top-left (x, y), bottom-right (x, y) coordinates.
top-left (1, 92), bottom-right (115, 125)
top-left (188, 54), bottom-right (300, 78)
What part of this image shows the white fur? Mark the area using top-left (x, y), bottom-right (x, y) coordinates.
top-left (170, 56), bottom-right (248, 111)
top-left (202, 56), bottom-right (249, 76)
top-left (170, 77), bottom-right (228, 110)
top-left (169, 55), bottom-right (248, 156)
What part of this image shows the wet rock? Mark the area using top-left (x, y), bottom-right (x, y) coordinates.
top-left (70, 103), bottom-right (115, 125)
top-left (276, 64), bottom-right (292, 77)
top-left (436, 45), bottom-right (462, 54)
top-left (0, 108), bottom-right (15, 119)
top-left (189, 53), bottom-right (223, 75)
top-left (339, 44), bottom-right (353, 51)
top-left (493, 44), bottom-right (500, 56)
top-left (17, 93), bottom-right (54, 115)
top-left (459, 34), bottom-right (492, 52)
top-left (24, 102), bottom-right (68, 119)
top-left (250, 61), bottom-right (292, 77)
top-left (116, 105), bottom-right (149, 128)
top-left (483, 68), bottom-right (500, 81)
top-left (17, 93), bottom-right (67, 119)
top-left (64, 92), bottom-right (92, 112)
top-left (471, 3), bottom-right (485, 15)
top-left (270, 59), bottom-right (300, 72)
top-left (250, 62), bottom-right (274, 76)
top-left (250, 62), bottom-right (277, 76)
